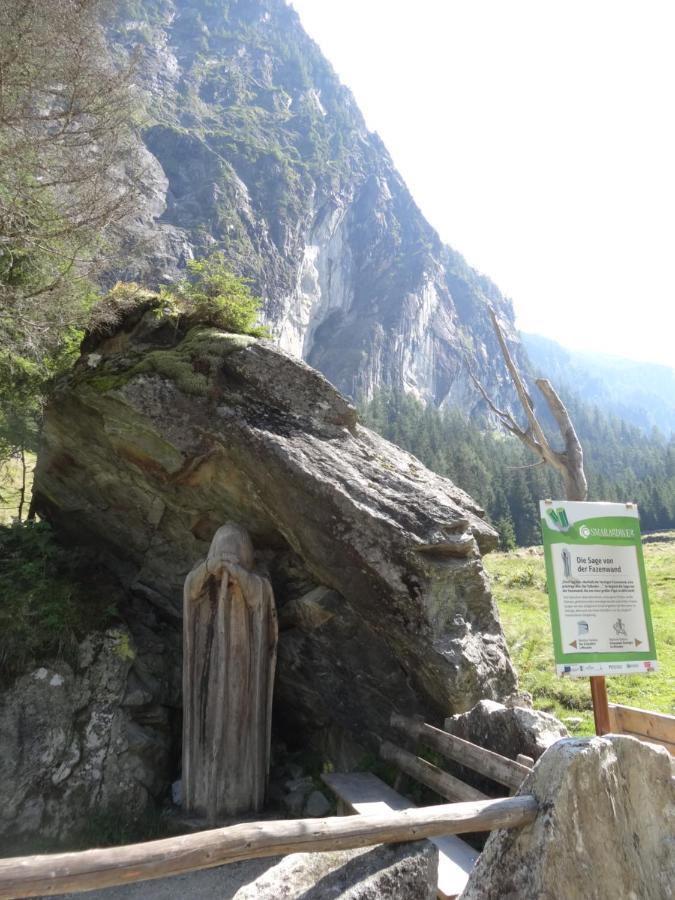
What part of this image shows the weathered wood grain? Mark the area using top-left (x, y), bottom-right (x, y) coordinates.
top-left (183, 524), bottom-right (277, 822)
top-left (609, 703), bottom-right (675, 755)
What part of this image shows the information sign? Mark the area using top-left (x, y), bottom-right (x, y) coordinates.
top-left (540, 500), bottom-right (657, 678)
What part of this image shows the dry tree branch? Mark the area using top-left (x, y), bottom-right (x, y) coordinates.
top-left (468, 305), bottom-right (587, 502)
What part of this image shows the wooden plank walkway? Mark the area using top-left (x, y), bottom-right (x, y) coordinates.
top-left (322, 771), bottom-right (479, 900)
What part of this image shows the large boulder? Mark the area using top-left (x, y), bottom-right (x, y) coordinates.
top-left (233, 841), bottom-right (438, 899)
top-left (33, 309), bottom-right (516, 761)
top-left (445, 699), bottom-right (568, 763)
top-left (461, 735), bottom-right (675, 900)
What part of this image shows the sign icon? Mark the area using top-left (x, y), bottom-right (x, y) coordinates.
top-left (613, 618), bottom-right (627, 637)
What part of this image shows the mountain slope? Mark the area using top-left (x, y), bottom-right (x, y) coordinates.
top-left (522, 333), bottom-right (675, 435)
top-left (109, 0), bottom-right (523, 407)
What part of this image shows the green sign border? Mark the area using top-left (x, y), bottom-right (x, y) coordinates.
top-left (541, 512), bottom-right (657, 666)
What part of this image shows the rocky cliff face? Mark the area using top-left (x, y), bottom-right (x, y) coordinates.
top-left (108, 0), bottom-right (523, 408)
top-left (0, 627), bottom-right (179, 843)
top-left (32, 310), bottom-right (516, 788)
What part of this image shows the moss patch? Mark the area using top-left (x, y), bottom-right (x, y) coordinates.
top-left (133, 349), bottom-right (209, 396)
top-left (78, 326), bottom-right (255, 400)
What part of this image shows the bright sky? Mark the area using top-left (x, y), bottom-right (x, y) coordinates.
top-left (290, 0), bottom-right (675, 368)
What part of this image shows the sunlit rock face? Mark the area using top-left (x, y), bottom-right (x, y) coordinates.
top-left (33, 310), bottom-right (517, 765)
top-left (108, 0), bottom-right (524, 408)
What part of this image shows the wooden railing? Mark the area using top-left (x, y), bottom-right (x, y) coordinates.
top-left (0, 797), bottom-right (537, 899)
top-left (608, 703), bottom-right (675, 756)
top-left (390, 713), bottom-right (532, 792)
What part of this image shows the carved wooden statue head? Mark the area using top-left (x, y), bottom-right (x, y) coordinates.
top-left (206, 522), bottom-right (254, 571)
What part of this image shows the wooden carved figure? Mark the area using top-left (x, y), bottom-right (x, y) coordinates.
top-left (182, 523), bottom-right (277, 822)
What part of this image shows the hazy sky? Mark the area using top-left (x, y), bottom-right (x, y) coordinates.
top-left (290, 0), bottom-right (674, 368)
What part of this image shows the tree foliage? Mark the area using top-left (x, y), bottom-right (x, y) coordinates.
top-left (158, 253), bottom-right (268, 336)
top-left (0, 521), bottom-right (116, 684)
top-left (0, 0), bottom-right (141, 369)
top-left (361, 390), bottom-right (675, 546)
top-left (0, 0), bottom-right (142, 495)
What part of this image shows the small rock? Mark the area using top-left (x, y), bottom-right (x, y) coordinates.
top-left (304, 790), bottom-right (331, 817)
top-left (445, 699), bottom-right (568, 762)
top-left (284, 775), bottom-right (313, 793)
top-left (562, 716), bottom-right (583, 727)
top-left (233, 841), bottom-right (438, 899)
top-left (504, 690), bottom-right (533, 708)
top-left (78, 636), bottom-right (96, 669)
top-left (284, 788), bottom-right (308, 816)
top-left (122, 687), bottom-right (153, 707)
top-left (49, 674), bottom-right (64, 687)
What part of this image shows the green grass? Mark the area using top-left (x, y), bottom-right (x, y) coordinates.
top-left (485, 533), bottom-right (675, 737)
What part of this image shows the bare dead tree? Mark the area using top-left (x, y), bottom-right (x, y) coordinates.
top-left (467, 306), bottom-right (588, 502)
top-left (468, 307), bottom-right (622, 734)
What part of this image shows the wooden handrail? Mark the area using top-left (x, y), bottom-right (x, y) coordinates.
top-left (391, 714), bottom-right (532, 790)
top-left (0, 797), bottom-right (537, 899)
top-left (380, 740), bottom-right (488, 802)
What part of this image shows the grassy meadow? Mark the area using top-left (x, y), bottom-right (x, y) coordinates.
top-left (485, 533), bottom-right (675, 736)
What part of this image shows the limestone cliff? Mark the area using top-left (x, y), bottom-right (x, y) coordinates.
top-left (33, 309), bottom-right (516, 778)
top-left (108, 0), bottom-right (523, 408)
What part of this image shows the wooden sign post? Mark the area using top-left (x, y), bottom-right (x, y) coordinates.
top-left (589, 676), bottom-right (611, 736)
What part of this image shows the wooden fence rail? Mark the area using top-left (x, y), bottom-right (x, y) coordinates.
top-left (608, 703), bottom-right (675, 756)
top-left (0, 797), bottom-right (537, 899)
top-left (391, 713), bottom-right (532, 790)
top-left (380, 740), bottom-right (488, 802)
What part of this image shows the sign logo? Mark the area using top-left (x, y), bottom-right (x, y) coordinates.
top-left (579, 525), bottom-right (591, 538)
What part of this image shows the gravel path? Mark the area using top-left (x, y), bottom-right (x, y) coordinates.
top-left (51, 858), bottom-right (282, 900)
